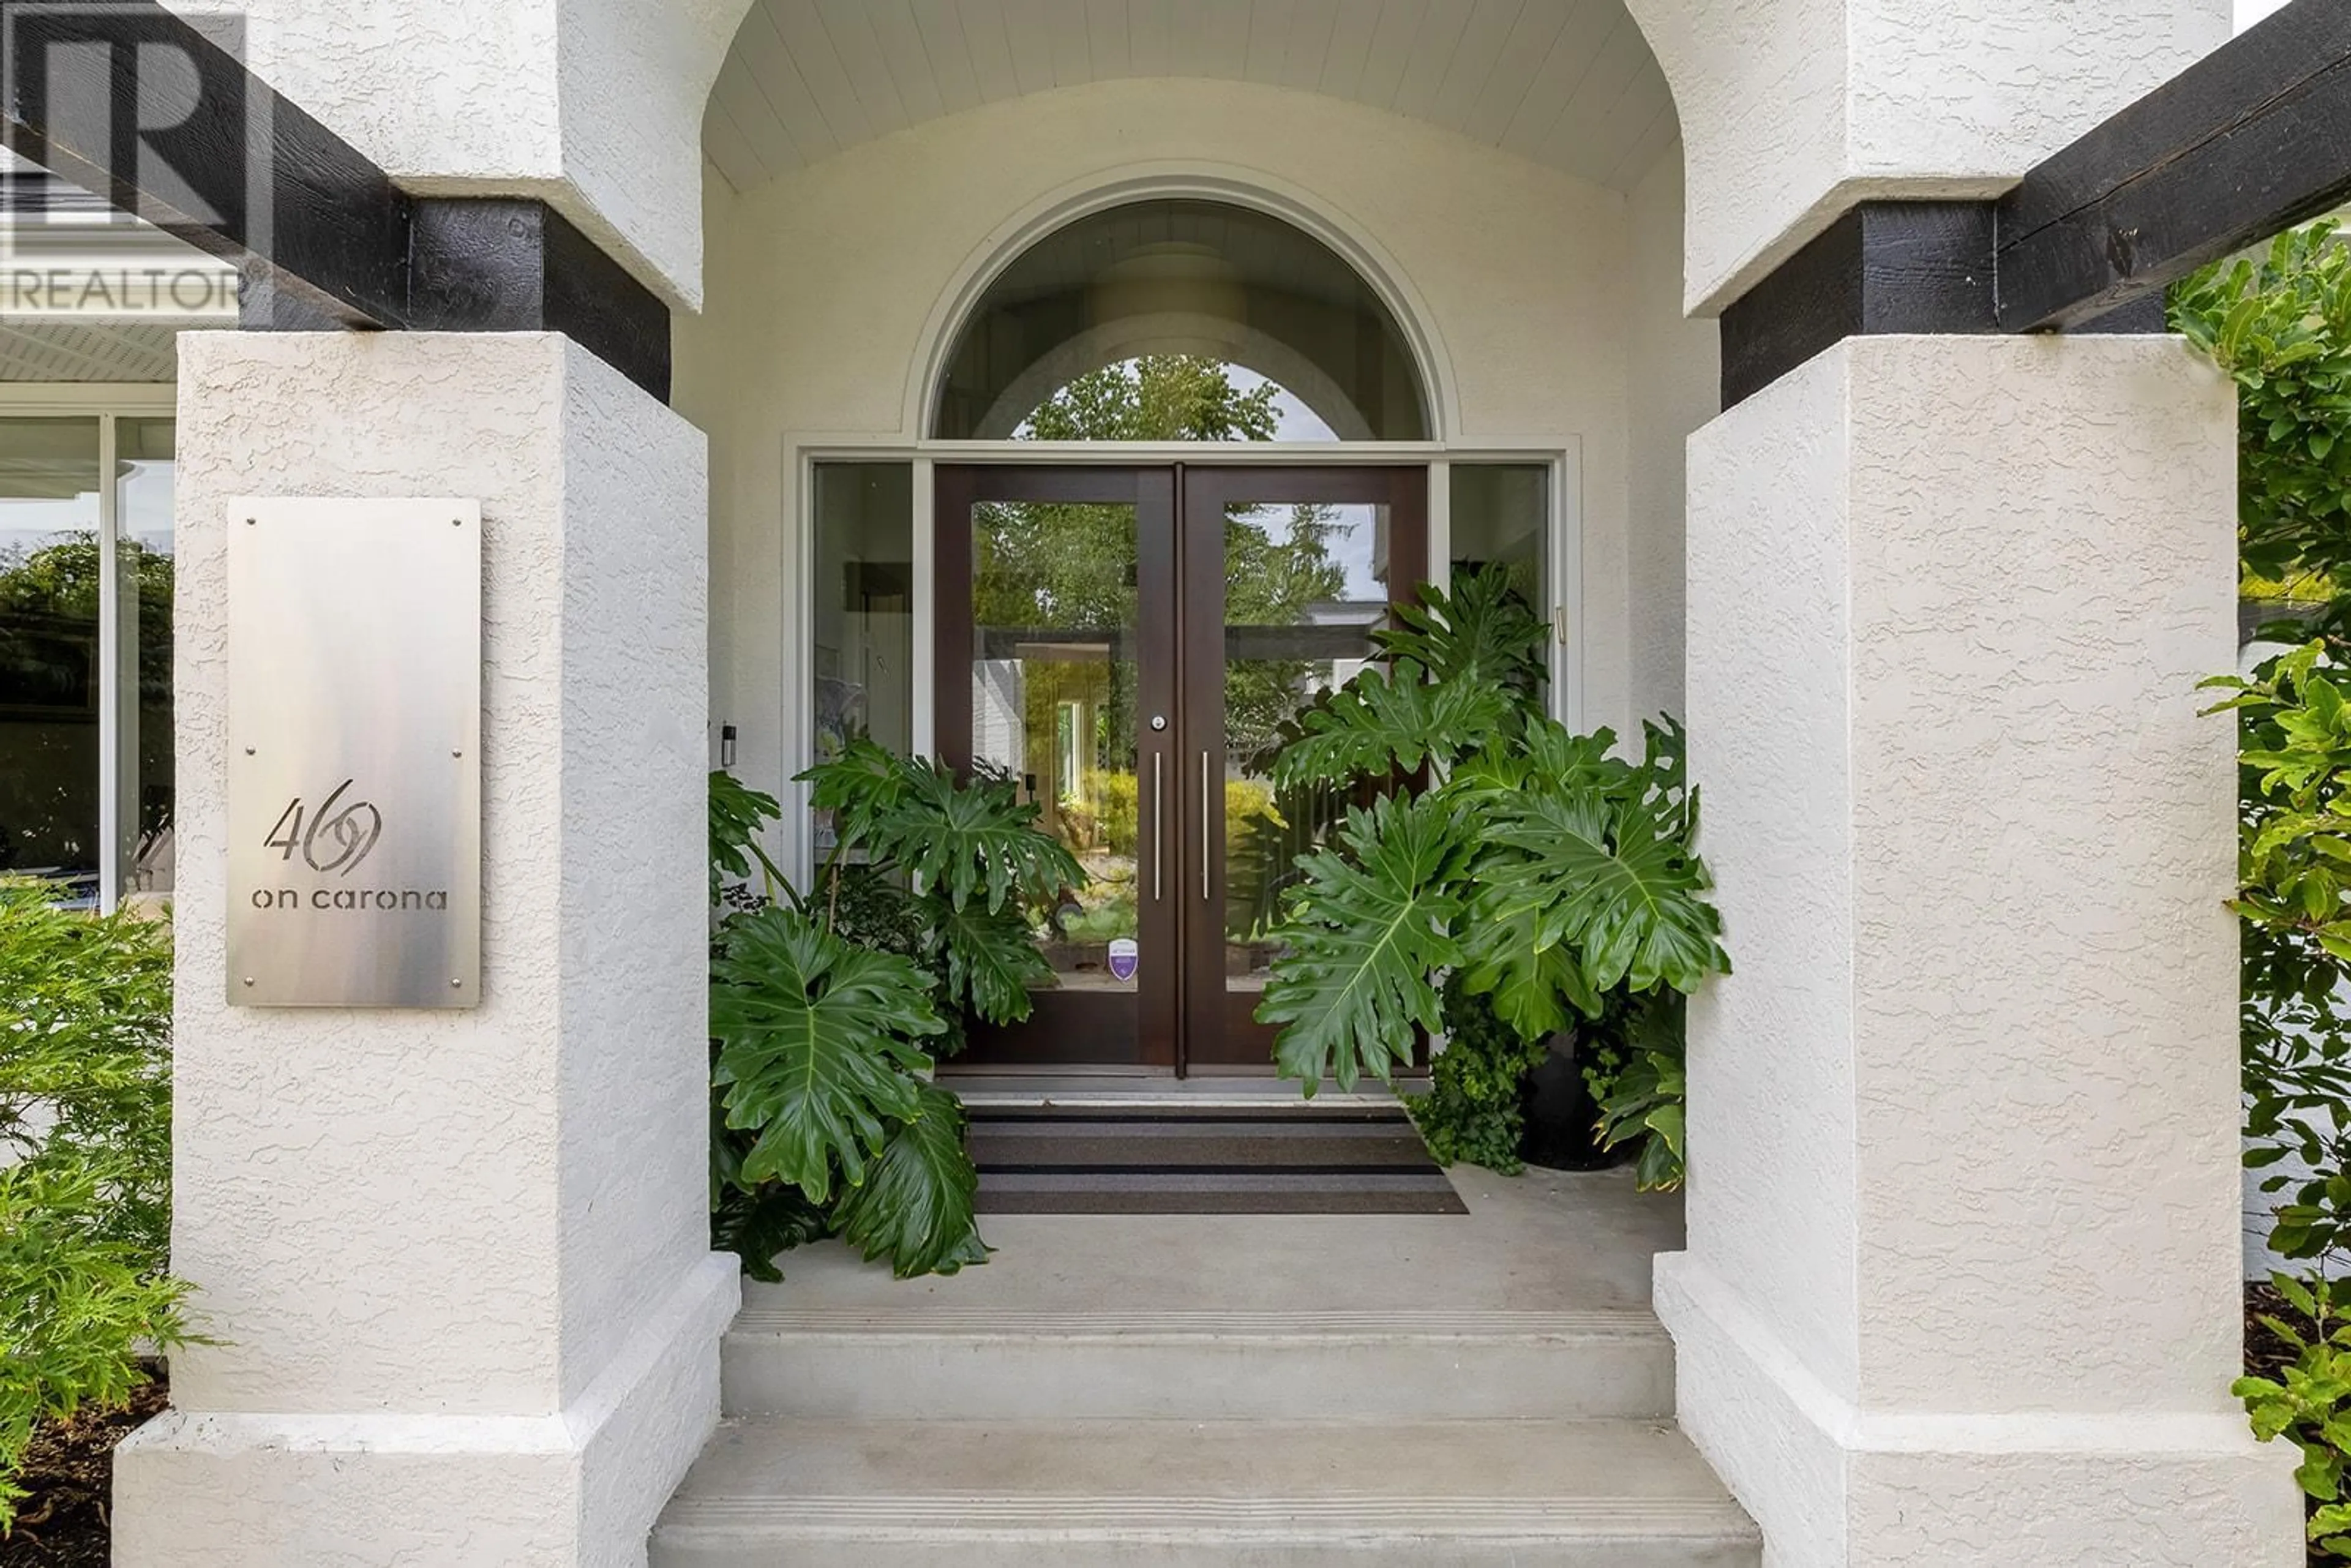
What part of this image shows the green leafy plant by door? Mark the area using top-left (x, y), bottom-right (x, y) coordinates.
top-left (708, 745), bottom-right (1084, 1280)
top-left (1251, 568), bottom-right (1730, 1187)
top-left (0, 880), bottom-right (192, 1534)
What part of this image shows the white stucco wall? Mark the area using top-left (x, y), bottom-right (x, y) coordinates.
top-left (1624, 0), bottom-right (2230, 311)
top-left (677, 76), bottom-right (1697, 818)
top-left (1663, 332), bottom-right (2297, 1565)
top-left (1625, 143), bottom-right (1717, 726)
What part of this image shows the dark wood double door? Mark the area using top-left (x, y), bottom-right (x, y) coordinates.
top-left (936, 463), bottom-right (1427, 1075)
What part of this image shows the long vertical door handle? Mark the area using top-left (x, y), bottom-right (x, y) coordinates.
top-left (1152, 752), bottom-right (1163, 902)
top-left (1200, 751), bottom-right (1212, 902)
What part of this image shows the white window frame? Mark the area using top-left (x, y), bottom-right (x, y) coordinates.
top-left (0, 384), bottom-right (176, 910)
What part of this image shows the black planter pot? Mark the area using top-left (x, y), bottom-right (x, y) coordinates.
top-left (1517, 1035), bottom-right (1623, 1172)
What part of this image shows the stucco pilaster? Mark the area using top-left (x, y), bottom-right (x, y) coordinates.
top-left (1660, 333), bottom-right (2300, 1564)
top-left (110, 332), bottom-right (736, 1566)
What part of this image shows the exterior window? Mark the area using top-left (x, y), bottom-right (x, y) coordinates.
top-left (0, 410), bottom-right (171, 909)
top-left (935, 198), bottom-right (1428, 441)
top-left (1449, 462), bottom-right (1553, 699)
top-left (118, 418), bottom-right (175, 898)
top-left (810, 461), bottom-right (913, 850)
top-left (0, 419), bottom-right (101, 902)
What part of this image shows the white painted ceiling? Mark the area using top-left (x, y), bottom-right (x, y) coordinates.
top-left (704, 0), bottom-right (1677, 195)
top-left (0, 320), bottom-right (183, 382)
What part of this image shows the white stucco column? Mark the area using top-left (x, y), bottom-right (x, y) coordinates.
top-left (1657, 333), bottom-right (2298, 1564)
top-left (111, 332), bottom-right (737, 1566)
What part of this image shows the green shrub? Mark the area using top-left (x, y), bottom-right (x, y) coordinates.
top-left (2238, 1277), bottom-right (2351, 1558)
top-left (2173, 220), bottom-right (2351, 589)
top-left (1087, 769), bottom-right (1139, 857)
top-left (2180, 221), bottom-right (2351, 1561)
top-left (0, 879), bottom-right (191, 1534)
top-left (1409, 977), bottom-right (1548, 1174)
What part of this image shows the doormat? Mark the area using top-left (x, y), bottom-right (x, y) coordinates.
top-left (966, 1103), bottom-right (1468, 1216)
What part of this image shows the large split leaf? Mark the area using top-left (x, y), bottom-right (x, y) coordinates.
top-left (921, 895), bottom-right (1052, 1026)
top-left (1451, 718), bottom-right (1627, 800)
top-left (1456, 895), bottom-right (1597, 1041)
top-left (833, 1086), bottom-right (991, 1279)
top-left (1373, 566), bottom-right (1549, 701)
top-left (710, 906), bottom-right (945, 1203)
top-left (800, 737), bottom-right (913, 856)
top-left (1476, 782), bottom-right (1730, 1003)
top-left (708, 770), bottom-right (787, 904)
top-left (1256, 792), bottom-right (1470, 1092)
top-left (1272, 661), bottom-right (1517, 793)
top-left (812, 748), bottom-right (1085, 915)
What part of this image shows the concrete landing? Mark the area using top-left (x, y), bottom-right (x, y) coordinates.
top-left (757, 1161), bottom-right (1682, 1314)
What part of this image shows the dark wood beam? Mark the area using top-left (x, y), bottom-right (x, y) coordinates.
top-left (0, 0), bottom-right (670, 399)
top-left (410, 200), bottom-right (670, 403)
top-left (0, 0), bottom-right (407, 329)
top-left (1720, 203), bottom-right (1996, 408)
top-left (1995, 0), bottom-right (2351, 330)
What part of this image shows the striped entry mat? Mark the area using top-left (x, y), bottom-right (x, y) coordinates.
top-left (966, 1103), bottom-right (1468, 1216)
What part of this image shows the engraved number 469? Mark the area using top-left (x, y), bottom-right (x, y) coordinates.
top-left (264, 779), bottom-right (383, 876)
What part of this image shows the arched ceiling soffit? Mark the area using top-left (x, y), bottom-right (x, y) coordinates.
top-left (703, 0), bottom-right (1679, 197)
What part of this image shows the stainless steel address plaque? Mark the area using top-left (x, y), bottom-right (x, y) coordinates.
top-left (227, 498), bottom-right (482, 1008)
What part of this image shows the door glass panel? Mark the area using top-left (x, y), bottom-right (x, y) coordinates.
top-left (0, 418), bottom-right (102, 904)
top-left (1220, 498), bottom-right (1393, 995)
top-left (971, 497), bottom-right (1141, 1008)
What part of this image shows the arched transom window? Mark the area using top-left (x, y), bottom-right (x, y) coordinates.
top-left (933, 198), bottom-right (1430, 442)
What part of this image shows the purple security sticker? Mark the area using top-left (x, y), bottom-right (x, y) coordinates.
top-left (1108, 937), bottom-right (1139, 982)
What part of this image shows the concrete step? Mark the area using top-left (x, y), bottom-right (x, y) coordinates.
top-left (722, 1304), bottom-right (1676, 1420)
top-left (649, 1417), bottom-right (1761, 1568)
top-left (964, 1110), bottom-right (1434, 1169)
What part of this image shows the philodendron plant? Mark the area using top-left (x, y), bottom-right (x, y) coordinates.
top-left (706, 743), bottom-right (1083, 1280)
top-left (1254, 568), bottom-right (1730, 1188)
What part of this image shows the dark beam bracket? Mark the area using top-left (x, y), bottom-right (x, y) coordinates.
top-left (405, 200), bottom-right (670, 404)
top-left (1720, 203), bottom-right (1997, 410)
top-left (1719, 0), bottom-right (2350, 410)
top-left (0, 0), bottom-right (669, 401)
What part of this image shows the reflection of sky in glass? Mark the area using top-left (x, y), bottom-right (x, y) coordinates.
top-left (0, 472), bottom-right (174, 556)
top-left (122, 463), bottom-right (174, 555)
top-left (1226, 367), bottom-right (1338, 443)
top-left (1238, 500), bottom-right (1385, 604)
top-left (0, 490), bottom-right (96, 547)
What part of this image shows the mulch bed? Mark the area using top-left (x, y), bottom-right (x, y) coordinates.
top-left (0, 1374), bottom-right (167, 1568)
top-left (2248, 1278), bottom-right (2307, 1384)
top-left (2245, 1280), bottom-right (2331, 1568)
